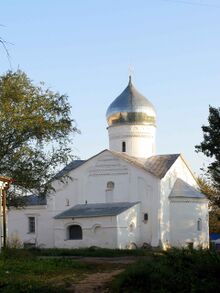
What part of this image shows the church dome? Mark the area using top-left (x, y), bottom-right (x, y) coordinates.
top-left (106, 77), bottom-right (156, 127)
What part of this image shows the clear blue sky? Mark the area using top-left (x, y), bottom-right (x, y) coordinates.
top-left (1, 0), bottom-right (220, 176)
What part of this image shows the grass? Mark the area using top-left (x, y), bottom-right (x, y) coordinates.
top-left (0, 247), bottom-right (136, 292)
top-left (0, 249), bottom-right (96, 292)
top-left (110, 249), bottom-right (220, 293)
top-left (2, 248), bottom-right (219, 292)
top-left (4, 247), bottom-right (149, 257)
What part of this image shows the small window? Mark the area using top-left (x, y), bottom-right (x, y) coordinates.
top-left (122, 141), bottom-right (126, 152)
top-left (68, 225), bottom-right (82, 240)
top-left (144, 213), bottom-right (148, 221)
top-left (28, 217), bottom-right (35, 233)
top-left (197, 218), bottom-right (202, 231)
top-left (107, 181), bottom-right (114, 190)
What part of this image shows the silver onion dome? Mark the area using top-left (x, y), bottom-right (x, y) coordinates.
top-left (106, 76), bottom-right (156, 127)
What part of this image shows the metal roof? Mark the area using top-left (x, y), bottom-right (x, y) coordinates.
top-left (54, 160), bottom-right (85, 179)
top-left (143, 154), bottom-right (180, 178)
top-left (53, 150), bottom-right (180, 181)
top-left (54, 202), bottom-right (139, 219)
top-left (169, 178), bottom-right (206, 199)
top-left (111, 151), bottom-right (180, 179)
top-left (106, 77), bottom-right (156, 126)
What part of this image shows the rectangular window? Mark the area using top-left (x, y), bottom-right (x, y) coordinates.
top-left (28, 217), bottom-right (35, 233)
top-left (144, 213), bottom-right (148, 221)
top-left (122, 141), bottom-right (126, 152)
top-left (197, 219), bottom-right (202, 231)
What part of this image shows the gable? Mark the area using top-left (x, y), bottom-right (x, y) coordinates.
top-left (160, 153), bottom-right (200, 201)
top-left (169, 178), bottom-right (206, 199)
top-left (109, 151), bottom-right (180, 179)
top-left (53, 149), bottom-right (181, 181)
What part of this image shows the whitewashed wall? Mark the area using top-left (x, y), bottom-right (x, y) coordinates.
top-left (117, 204), bottom-right (141, 249)
top-left (160, 155), bottom-right (209, 249)
top-left (8, 150), bottom-right (161, 248)
top-left (7, 151), bottom-right (206, 250)
top-left (54, 204), bottom-right (141, 249)
top-left (108, 124), bottom-right (156, 158)
top-left (52, 150), bottom-right (161, 248)
top-left (170, 199), bottom-right (209, 248)
top-left (54, 216), bottom-right (117, 248)
top-left (8, 206), bottom-right (54, 248)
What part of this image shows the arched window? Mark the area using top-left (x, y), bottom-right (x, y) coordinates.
top-left (107, 181), bottom-right (115, 190)
top-left (106, 181), bottom-right (114, 203)
top-left (122, 141), bottom-right (126, 152)
top-left (68, 225), bottom-right (82, 240)
top-left (197, 218), bottom-right (202, 231)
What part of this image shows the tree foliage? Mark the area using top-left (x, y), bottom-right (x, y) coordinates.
top-left (0, 70), bottom-right (79, 201)
top-left (197, 177), bottom-right (219, 206)
top-left (197, 177), bottom-right (220, 233)
top-left (195, 106), bottom-right (220, 194)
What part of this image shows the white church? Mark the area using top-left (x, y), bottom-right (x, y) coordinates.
top-left (8, 77), bottom-right (209, 250)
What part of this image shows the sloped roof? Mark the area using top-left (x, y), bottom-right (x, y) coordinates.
top-left (54, 202), bottom-right (139, 219)
top-left (53, 150), bottom-right (180, 180)
top-left (54, 160), bottom-right (85, 179)
top-left (169, 178), bottom-right (206, 199)
top-left (144, 154), bottom-right (180, 178)
top-left (110, 151), bottom-right (180, 179)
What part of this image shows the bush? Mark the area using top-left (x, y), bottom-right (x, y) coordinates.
top-left (7, 247), bottom-right (149, 257)
top-left (110, 249), bottom-right (220, 293)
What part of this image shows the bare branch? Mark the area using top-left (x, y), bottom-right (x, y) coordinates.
top-left (0, 37), bottom-right (12, 69)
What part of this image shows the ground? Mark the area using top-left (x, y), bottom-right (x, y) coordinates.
top-left (1, 248), bottom-right (219, 292)
top-left (0, 249), bottom-right (141, 293)
top-left (68, 256), bottom-right (138, 292)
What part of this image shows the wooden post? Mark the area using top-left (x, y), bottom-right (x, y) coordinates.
top-left (0, 177), bottom-right (13, 249)
top-left (2, 189), bottom-right (6, 248)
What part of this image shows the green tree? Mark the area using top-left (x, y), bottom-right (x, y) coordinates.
top-left (195, 106), bottom-right (220, 194)
top-left (0, 70), bottom-right (79, 203)
top-left (197, 177), bottom-right (220, 233)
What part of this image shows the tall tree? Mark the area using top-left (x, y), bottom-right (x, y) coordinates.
top-left (195, 106), bottom-right (220, 194)
top-left (0, 70), bottom-right (79, 201)
top-left (197, 176), bottom-right (219, 207)
top-left (197, 177), bottom-right (220, 233)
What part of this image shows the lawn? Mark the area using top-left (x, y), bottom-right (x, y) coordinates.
top-left (0, 248), bottom-right (124, 292)
top-left (0, 256), bottom-right (92, 292)
top-left (1, 248), bottom-right (220, 292)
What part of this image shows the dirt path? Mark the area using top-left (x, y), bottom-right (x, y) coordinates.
top-left (66, 256), bottom-right (138, 293)
top-left (71, 269), bottom-right (124, 293)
